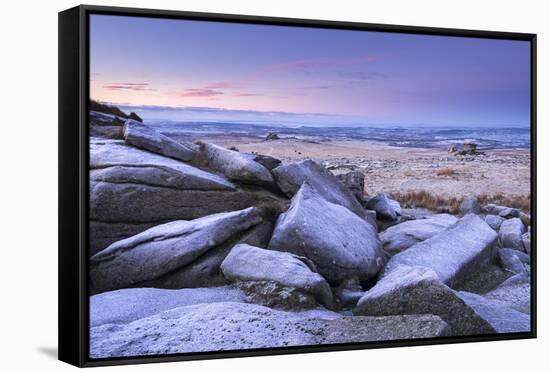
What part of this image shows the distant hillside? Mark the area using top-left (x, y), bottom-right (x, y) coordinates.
top-left (90, 99), bottom-right (143, 123)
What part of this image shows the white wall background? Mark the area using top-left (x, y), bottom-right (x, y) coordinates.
top-left (0, 0), bottom-right (546, 371)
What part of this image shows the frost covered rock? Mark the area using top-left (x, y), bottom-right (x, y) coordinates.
top-left (456, 291), bottom-right (530, 333)
top-left (499, 218), bottom-right (526, 251)
top-left (89, 139), bottom-right (286, 253)
top-left (485, 215), bottom-right (505, 231)
top-left (199, 142), bottom-right (275, 187)
top-left (89, 111), bottom-right (124, 139)
top-left (522, 232), bottom-right (531, 255)
top-left (221, 244), bottom-right (333, 308)
top-left (354, 266), bottom-right (494, 335)
top-left (90, 207), bottom-right (262, 294)
top-left (484, 204), bottom-right (520, 218)
top-left (365, 193), bottom-right (402, 221)
top-left (335, 170), bottom-right (365, 202)
top-left (498, 207), bottom-right (521, 219)
top-left (314, 314), bottom-right (451, 343)
top-left (380, 214), bottom-right (457, 255)
top-left (497, 248), bottom-right (530, 275)
top-left (90, 286), bottom-right (247, 327)
top-left (247, 153), bottom-right (281, 171)
top-left (268, 182), bottom-right (383, 283)
top-left (140, 221), bottom-right (275, 289)
top-left (272, 159), bottom-right (367, 219)
top-left (123, 120), bottom-right (199, 162)
top-left (485, 274), bottom-right (531, 314)
top-left (459, 196), bottom-right (481, 215)
top-left (90, 301), bottom-right (449, 358)
top-left (382, 214), bottom-right (498, 286)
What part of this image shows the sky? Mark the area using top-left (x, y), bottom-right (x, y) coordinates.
top-left (90, 15), bottom-right (531, 127)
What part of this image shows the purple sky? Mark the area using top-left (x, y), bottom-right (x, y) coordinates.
top-left (90, 15), bottom-right (531, 127)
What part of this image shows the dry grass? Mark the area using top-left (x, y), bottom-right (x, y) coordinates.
top-left (389, 190), bottom-right (531, 215)
top-left (436, 167), bottom-right (457, 177)
top-left (477, 192), bottom-right (531, 213)
top-left (390, 190), bottom-right (462, 214)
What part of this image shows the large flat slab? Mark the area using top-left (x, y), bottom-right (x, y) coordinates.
top-left (382, 214), bottom-right (498, 286)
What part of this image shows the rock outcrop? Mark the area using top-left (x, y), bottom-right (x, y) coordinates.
top-left (459, 196), bottom-right (481, 215)
top-left (221, 244), bottom-right (333, 308)
top-left (335, 170), bottom-right (365, 202)
top-left (89, 111), bottom-right (124, 139)
top-left (456, 291), bottom-right (530, 333)
top-left (497, 248), bottom-right (530, 275)
top-left (123, 120), bottom-right (199, 162)
top-left (499, 218), bottom-right (526, 251)
top-left (89, 139), bottom-right (286, 253)
top-left (248, 153), bottom-right (282, 171)
top-left (382, 214), bottom-right (498, 286)
top-left (90, 286), bottom-right (247, 327)
top-left (268, 182), bottom-right (383, 283)
top-left (448, 143), bottom-right (483, 156)
top-left (364, 193), bottom-right (402, 221)
top-left (86, 102), bottom-right (531, 357)
top-left (90, 301), bottom-right (449, 358)
top-left (199, 142), bottom-right (275, 187)
top-left (354, 266), bottom-right (495, 335)
top-left (522, 232), bottom-right (531, 255)
top-left (484, 274), bottom-right (530, 315)
top-left (485, 214), bottom-right (505, 231)
top-left (272, 159), bottom-right (368, 219)
top-left (90, 207), bottom-right (262, 294)
top-left (380, 214), bottom-right (457, 255)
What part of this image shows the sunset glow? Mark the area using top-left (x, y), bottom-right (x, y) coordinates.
top-left (90, 15), bottom-right (530, 127)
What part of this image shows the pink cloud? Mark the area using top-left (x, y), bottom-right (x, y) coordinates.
top-left (202, 54), bottom-right (378, 90)
top-left (234, 92), bottom-right (264, 97)
top-left (205, 81), bottom-right (240, 89)
top-left (180, 88), bottom-right (224, 97)
top-left (104, 82), bottom-right (156, 91)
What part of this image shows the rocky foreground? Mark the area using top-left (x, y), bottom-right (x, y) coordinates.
top-left (88, 110), bottom-right (532, 358)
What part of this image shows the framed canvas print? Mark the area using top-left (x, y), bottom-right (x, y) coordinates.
top-left (58, 5), bottom-right (537, 367)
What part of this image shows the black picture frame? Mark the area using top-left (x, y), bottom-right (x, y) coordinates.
top-left (58, 4), bottom-right (537, 368)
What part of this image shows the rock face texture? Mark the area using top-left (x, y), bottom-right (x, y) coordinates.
top-left (499, 218), bottom-right (526, 251)
top-left (335, 170), bottom-right (365, 202)
top-left (90, 111), bottom-right (124, 139)
top-left (90, 207), bottom-right (262, 294)
top-left (354, 266), bottom-right (495, 335)
top-left (247, 153), bottom-right (282, 171)
top-left (382, 214), bottom-right (498, 286)
top-left (272, 160), bottom-right (367, 219)
top-left (522, 232), bottom-right (531, 255)
top-left (365, 193), bottom-right (402, 221)
top-left (90, 286), bottom-right (247, 327)
top-left (456, 291), bottom-right (530, 333)
top-left (89, 139), bottom-right (286, 253)
top-left (90, 301), bottom-right (450, 358)
top-left (485, 274), bottom-right (531, 314)
top-left (380, 214), bottom-right (457, 256)
top-left (485, 215), bottom-right (505, 231)
top-left (199, 142), bottom-right (275, 187)
top-left (138, 221), bottom-right (275, 289)
top-left (221, 244), bottom-right (333, 308)
top-left (123, 120), bottom-right (199, 162)
top-left (459, 196), bottom-right (481, 215)
top-left (268, 182), bottom-right (383, 283)
top-left (497, 248), bottom-right (530, 275)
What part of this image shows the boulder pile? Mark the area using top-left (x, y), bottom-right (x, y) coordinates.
top-left (88, 116), bottom-right (532, 358)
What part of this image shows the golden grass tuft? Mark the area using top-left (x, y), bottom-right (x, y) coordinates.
top-left (389, 190), bottom-right (531, 215)
top-left (477, 192), bottom-right (531, 213)
top-left (436, 167), bottom-right (457, 177)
